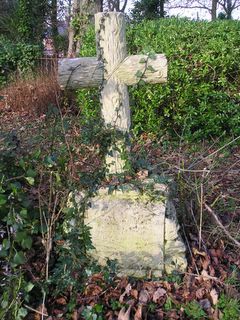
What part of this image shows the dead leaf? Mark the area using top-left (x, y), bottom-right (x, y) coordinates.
top-left (136, 169), bottom-right (148, 180)
top-left (196, 288), bottom-right (205, 300)
top-left (166, 310), bottom-right (179, 320)
top-left (119, 283), bottom-right (132, 303)
top-left (212, 308), bottom-right (220, 320)
top-left (71, 310), bottom-right (78, 320)
top-left (202, 257), bottom-right (210, 270)
top-left (139, 289), bottom-right (150, 305)
top-left (201, 270), bottom-right (210, 281)
top-left (193, 248), bottom-right (207, 257)
top-left (131, 289), bottom-right (139, 299)
top-left (199, 299), bottom-right (211, 313)
top-left (118, 306), bottom-right (131, 320)
top-left (34, 304), bottom-right (48, 320)
top-left (153, 288), bottom-right (166, 303)
top-left (134, 305), bottom-right (143, 320)
top-left (210, 288), bottom-right (218, 305)
top-left (85, 284), bottom-right (103, 296)
top-left (56, 297), bottom-right (67, 305)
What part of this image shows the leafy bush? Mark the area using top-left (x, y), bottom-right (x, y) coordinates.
top-left (0, 37), bottom-right (41, 86)
top-left (0, 113), bottom-right (97, 318)
top-left (79, 19), bottom-right (240, 141)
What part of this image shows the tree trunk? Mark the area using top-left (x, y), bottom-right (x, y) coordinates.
top-left (159, 0), bottom-right (165, 18)
top-left (226, 0), bottom-right (233, 19)
top-left (67, 0), bottom-right (79, 57)
top-left (107, 0), bottom-right (128, 12)
top-left (211, 0), bottom-right (217, 20)
top-left (95, 0), bottom-right (103, 12)
top-left (51, 0), bottom-right (58, 56)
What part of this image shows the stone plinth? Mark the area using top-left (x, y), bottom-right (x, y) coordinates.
top-left (82, 179), bottom-right (186, 277)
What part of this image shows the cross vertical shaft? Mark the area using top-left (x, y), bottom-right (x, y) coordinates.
top-left (95, 13), bottom-right (131, 174)
top-left (95, 13), bottom-right (131, 133)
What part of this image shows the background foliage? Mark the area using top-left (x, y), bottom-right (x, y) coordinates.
top-left (80, 18), bottom-right (240, 141)
top-left (0, 37), bottom-right (40, 87)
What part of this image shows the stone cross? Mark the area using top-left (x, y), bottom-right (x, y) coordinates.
top-left (59, 12), bottom-right (168, 174)
top-left (58, 14), bottom-right (187, 277)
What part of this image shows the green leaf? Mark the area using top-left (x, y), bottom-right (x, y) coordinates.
top-left (0, 194), bottom-right (7, 206)
top-left (1, 299), bottom-right (8, 309)
top-left (17, 307), bottom-right (28, 319)
top-left (26, 169), bottom-right (37, 178)
top-left (55, 172), bottom-right (61, 183)
top-left (135, 70), bottom-right (143, 78)
top-left (138, 79), bottom-right (146, 86)
top-left (20, 209), bottom-right (28, 218)
top-left (148, 53), bottom-right (157, 60)
top-left (45, 156), bottom-right (55, 167)
top-left (21, 236), bottom-right (32, 249)
top-left (13, 251), bottom-right (26, 265)
top-left (0, 249), bottom-right (8, 258)
top-left (147, 65), bottom-right (157, 73)
top-left (2, 239), bottom-right (10, 250)
top-left (139, 57), bottom-right (147, 64)
top-left (15, 231), bottom-right (27, 242)
top-left (19, 158), bottom-right (26, 169)
top-left (25, 282), bottom-right (34, 292)
top-left (25, 177), bottom-right (34, 185)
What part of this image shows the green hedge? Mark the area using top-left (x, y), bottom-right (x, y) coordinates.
top-left (0, 37), bottom-right (41, 87)
top-left (80, 18), bottom-right (240, 141)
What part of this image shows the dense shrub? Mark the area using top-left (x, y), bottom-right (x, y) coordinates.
top-left (0, 37), bottom-right (41, 87)
top-left (79, 19), bottom-right (240, 141)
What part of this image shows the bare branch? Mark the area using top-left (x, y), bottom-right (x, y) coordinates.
top-left (205, 203), bottom-right (240, 248)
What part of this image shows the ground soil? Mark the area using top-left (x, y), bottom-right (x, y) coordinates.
top-left (0, 101), bottom-right (239, 320)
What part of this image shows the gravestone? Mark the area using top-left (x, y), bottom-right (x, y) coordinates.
top-left (59, 12), bottom-right (186, 276)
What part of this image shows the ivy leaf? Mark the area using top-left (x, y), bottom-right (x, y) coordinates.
top-left (2, 239), bottom-right (10, 250)
top-left (148, 53), bottom-right (157, 60)
top-left (25, 177), bottom-right (35, 185)
top-left (13, 251), bottom-right (26, 265)
top-left (20, 209), bottom-right (28, 218)
top-left (138, 79), bottom-right (146, 86)
top-left (17, 307), bottom-right (28, 319)
top-left (147, 65), bottom-right (157, 73)
top-left (26, 169), bottom-right (37, 178)
top-left (25, 282), bottom-right (34, 293)
top-left (139, 58), bottom-right (147, 64)
top-left (0, 249), bottom-right (8, 258)
top-left (45, 155), bottom-right (56, 168)
top-left (0, 194), bottom-right (7, 206)
top-left (15, 231), bottom-right (27, 242)
top-left (135, 70), bottom-right (143, 78)
top-left (21, 236), bottom-right (32, 249)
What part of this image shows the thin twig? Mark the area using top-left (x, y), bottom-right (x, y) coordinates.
top-left (23, 304), bottom-right (48, 317)
top-left (183, 272), bottom-right (224, 285)
top-left (205, 203), bottom-right (240, 248)
top-left (42, 291), bottom-right (46, 320)
top-left (5, 175), bottom-right (25, 182)
top-left (182, 224), bottom-right (200, 276)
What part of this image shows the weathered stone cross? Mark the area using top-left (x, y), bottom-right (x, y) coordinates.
top-left (58, 13), bottom-right (187, 276)
top-left (59, 12), bottom-right (167, 174)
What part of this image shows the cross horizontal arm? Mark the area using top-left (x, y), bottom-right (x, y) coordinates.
top-left (58, 54), bottom-right (167, 90)
top-left (58, 57), bottom-right (103, 90)
top-left (116, 54), bottom-right (167, 86)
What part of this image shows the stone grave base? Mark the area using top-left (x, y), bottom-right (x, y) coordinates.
top-left (77, 177), bottom-right (187, 278)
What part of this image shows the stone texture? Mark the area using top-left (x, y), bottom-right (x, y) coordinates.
top-left (82, 179), bottom-right (187, 277)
